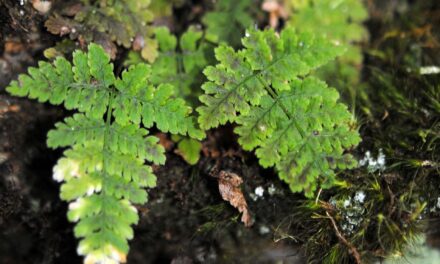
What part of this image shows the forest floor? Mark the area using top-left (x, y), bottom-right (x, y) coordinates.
top-left (0, 1), bottom-right (439, 264)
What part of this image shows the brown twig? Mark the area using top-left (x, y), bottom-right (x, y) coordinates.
top-left (325, 211), bottom-right (362, 264)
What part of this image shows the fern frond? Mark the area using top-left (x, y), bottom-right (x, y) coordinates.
top-left (203, 0), bottom-right (253, 46)
top-left (198, 28), bottom-right (345, 129)
top-left (7, 43), bottom-right (201, 263)
top-left (198, 28), bottom-right (360, 196)
top-left (150, 26), bottom-right (209, 104)
top-left (288, 0), bottom-right (368, 47)
top-left (287, 0), bottom-right (369, 92)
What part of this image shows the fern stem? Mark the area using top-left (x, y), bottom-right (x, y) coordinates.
top-left (207, 55), bottom-right (287, 117)
top-left (175, 52), bottom-right (185, 99)
top-left (256, 75), bottom-right (307, 138)
top-left (102, 90), bottom-right (115, 188)
top-left (256, 75), bottom-right (331, 184)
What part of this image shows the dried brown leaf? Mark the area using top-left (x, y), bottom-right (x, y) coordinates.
top-left (4, 40), bottom-right (25, 53)
top-left (156, 132), bottom-right (174, 151)
top-left (217, 171), bottom-right (253, 227)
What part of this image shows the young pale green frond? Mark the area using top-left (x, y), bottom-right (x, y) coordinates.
top-left (68, 194), bottom-right (139, 263)
top-left (171, 135), bottom-right (203, 165)
top-left (47, 114), bottom-right (165, 165)
top-left (198, 28), bottom-right (360, 196)
top-left (52, 140), bottom-right (152, 262)
top-left (197, 28), bottom-right (345, 130)
top-left (6, 43), bottom-right (202, 263)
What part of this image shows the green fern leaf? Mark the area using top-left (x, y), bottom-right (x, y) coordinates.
top-left (112, 63), bottom-right (204, 139)
top-left (287, 0), bottom-right (369, 93)
top-left (198, 28), bottom-right (360, 196)
top-left (203, 0), bottom-right (254, 46)
top-left (6, 43), bottom-right (201, 263)
top-left (171, 135), bottom-right (202, 165)
top-left (198, 28), bottom-right (345, 130)
top-left (123, 27), bottom-right (208, 164)
top-left (126, 26), bottom-right (210, 105)
top-left (8, 47), bottom-right (113, 119)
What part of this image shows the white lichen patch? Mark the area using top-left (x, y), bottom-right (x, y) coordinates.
top-left (359, 149), bottom-right (386, 172)
top-left (419, 66), bottom-right (440, 75)
top-left (354, 191), bottom-right (366, 204)
top-left (343, 197), bottom-right (351, 208)
top-left (331, 192), bottom-right (368, 235)
top-left (259, 225), bottom-right (271, 235)
top-left (268, 184), bottom-right (276, 196)
top-left (255, 186), bottom-right (265, 197)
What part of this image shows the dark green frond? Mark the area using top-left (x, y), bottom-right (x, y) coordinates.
top-left (197, 28), bottom-right (359, 196)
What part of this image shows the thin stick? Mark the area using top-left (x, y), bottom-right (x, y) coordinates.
top-left (325, 211), bottom-right (362, 264)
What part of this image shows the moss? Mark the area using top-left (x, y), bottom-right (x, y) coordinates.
top-left (280, 1), bottom-right (440, 263)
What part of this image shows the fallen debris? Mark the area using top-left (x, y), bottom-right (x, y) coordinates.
top-left (215, 170), bottom-right (253, 227)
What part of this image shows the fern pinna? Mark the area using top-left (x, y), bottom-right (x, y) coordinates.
top-left (197, 28), bottom-right (361, 196)
top-left (6, 44), bottom-right (203, 263)
top-left (150, 26), bottom-right (209, 105)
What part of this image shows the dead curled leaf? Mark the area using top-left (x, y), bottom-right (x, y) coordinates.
top-left (217, 170), bottom-right (253, 227)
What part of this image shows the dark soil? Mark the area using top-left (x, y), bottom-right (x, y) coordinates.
top-left (0, 95), bottom-right (304, 263)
